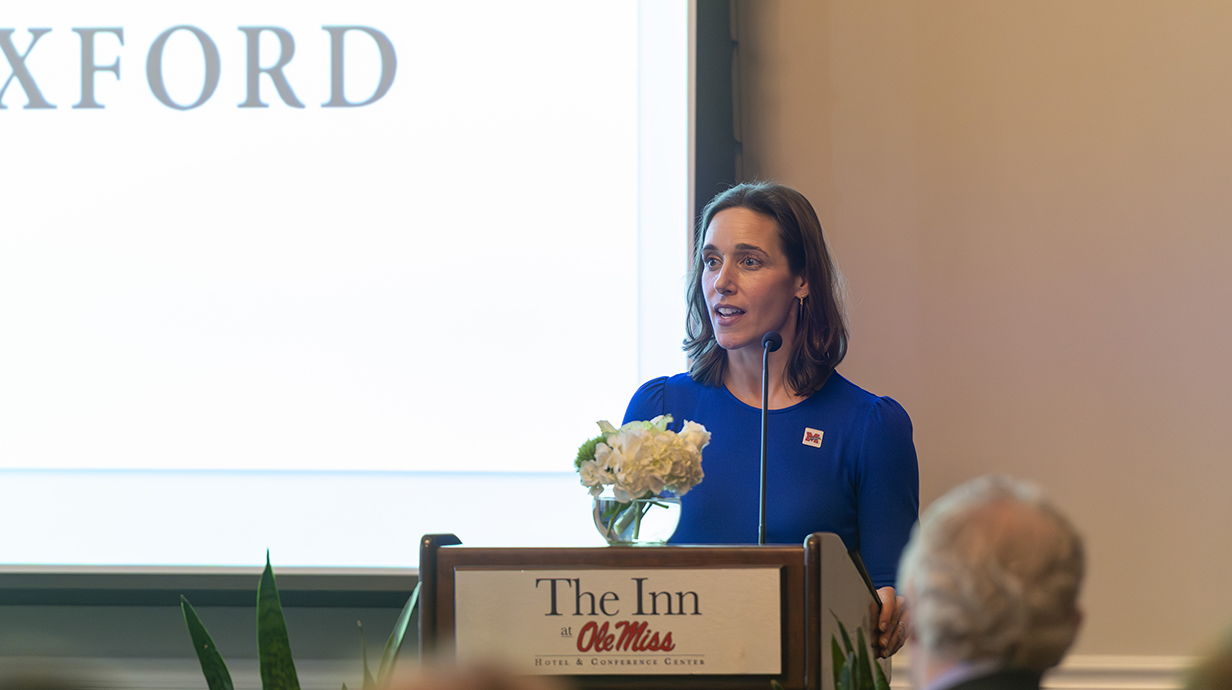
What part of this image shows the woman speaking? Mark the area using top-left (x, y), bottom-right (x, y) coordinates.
top-left (623, 182), bottom-right (918, 656)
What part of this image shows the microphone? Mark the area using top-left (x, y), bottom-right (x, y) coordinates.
top-left (759, 331), bottom-right (782, 545)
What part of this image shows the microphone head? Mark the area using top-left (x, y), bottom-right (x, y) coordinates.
top-left (762, 331), bottom-right (783, 352)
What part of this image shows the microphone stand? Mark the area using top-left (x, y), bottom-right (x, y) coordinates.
top-left (759, 331), bottom-right (782, 545)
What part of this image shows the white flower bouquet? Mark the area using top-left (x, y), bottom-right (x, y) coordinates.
top-left (575, 414), bottom-right (710, 543)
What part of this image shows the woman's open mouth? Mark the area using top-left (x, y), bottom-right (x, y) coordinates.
top-left (713, 304), bottom-right (745, 325)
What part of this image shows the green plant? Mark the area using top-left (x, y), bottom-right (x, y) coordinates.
top-left (181, 553), bottom-right (421, 690)
top-left (830, 614), bottom-right (890, 690)
top-left (766, 614), bottom-right (890, 690)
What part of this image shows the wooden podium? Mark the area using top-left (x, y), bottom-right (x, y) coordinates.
top-left (419, 533), bottom-right (886, 690)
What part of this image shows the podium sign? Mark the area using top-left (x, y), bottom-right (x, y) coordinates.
top-left (454, 568), bottom-right (781, 675)
top-left (419, 533), bottom-right (883, 690)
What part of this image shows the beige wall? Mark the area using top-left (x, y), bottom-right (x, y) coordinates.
top-left (735, 1), bottom-right (1232, 656)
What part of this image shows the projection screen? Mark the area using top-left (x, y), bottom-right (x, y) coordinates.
top-left (0, 1), bottom-right (690, 568)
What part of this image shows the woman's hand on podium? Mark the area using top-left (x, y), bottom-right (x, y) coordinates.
top-left (875, 586), bottom-right (909, 658)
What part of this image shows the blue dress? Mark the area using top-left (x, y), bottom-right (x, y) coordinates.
top-left (623, 372), bottom-right (919, 588)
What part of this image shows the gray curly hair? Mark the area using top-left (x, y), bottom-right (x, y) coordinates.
top-left (897, 475), bottom-right (1085, 673)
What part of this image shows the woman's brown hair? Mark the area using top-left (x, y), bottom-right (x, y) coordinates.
top-left (684, 182), bottom-right (848, 397)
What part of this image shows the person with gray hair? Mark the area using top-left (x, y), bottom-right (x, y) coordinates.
top-left (897, 475), bottom-right (1085, 690)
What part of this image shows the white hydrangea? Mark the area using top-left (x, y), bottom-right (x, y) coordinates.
top-left (577, 414), bottom-right (709, 503)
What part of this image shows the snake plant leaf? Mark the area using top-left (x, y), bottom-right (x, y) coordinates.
top-left (838, 653), bottom-right (855, 690)
top-left (874, 657), bottom-right (891, 690)
top-left (831, 635), bottom-right (845, 690)
top-left (855, 627), bottom-right (873, 690)
top-left (359, 622), bottom-right (376, 690)
top-left (831, 612), bottom-right (854, 655)
top-left (257, 552), bottom-right (301, 690)
top-left (181, 596), bottom-right (235, 690)
top-left (376, 582), bottom-right (421, 684)
top-left (771, 681), bottom-right (786, 690)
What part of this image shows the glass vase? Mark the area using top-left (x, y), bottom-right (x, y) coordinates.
top-left (592, 490), bottom-right (681, 545)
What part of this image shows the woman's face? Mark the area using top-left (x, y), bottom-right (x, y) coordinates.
top-left (701, 207), bottom-right (807, 354)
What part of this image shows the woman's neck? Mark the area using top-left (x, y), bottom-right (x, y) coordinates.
top-left (723, 340), bottom-right (806, 410)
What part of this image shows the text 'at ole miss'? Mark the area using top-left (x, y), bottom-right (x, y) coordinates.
top-left (576, 620), bottom-right (675, 653)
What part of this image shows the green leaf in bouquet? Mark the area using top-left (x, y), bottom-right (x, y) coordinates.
top-left (181, 596), bottom-right (234, 690)
top-left (649, 414), bottom-right (673, 431)
top-left (575, 434), bottom-right (605, 469)
top-left (376, 582), bottom-right (421, 685)
top-left (257, 552), bottom-right (301, 690)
